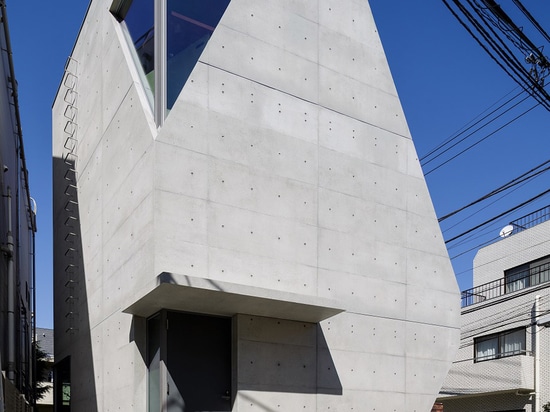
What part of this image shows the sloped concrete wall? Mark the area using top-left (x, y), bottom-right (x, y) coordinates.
top-left (53, 0), bottom-right (460, 411)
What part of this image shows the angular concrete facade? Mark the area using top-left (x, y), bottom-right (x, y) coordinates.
top-left (52, 1), bottom-right (460, 411)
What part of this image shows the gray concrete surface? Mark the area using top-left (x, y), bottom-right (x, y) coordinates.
top-left (52, 0), bottom-right (460, 411)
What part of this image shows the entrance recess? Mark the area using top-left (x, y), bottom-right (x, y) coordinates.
top-left (148, 311), bottom-right (232, 412)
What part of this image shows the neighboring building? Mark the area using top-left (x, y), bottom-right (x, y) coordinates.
top-left (438, 206), bottom-right (550, 412)
top-left (36, 328), bottom-right (54, 412)
top-left (0, 2), bottom-right (37, 411)
top-left (52, 1), bottom-right (460, 411)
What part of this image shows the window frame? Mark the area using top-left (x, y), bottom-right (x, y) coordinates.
top-left (111, 0), bottom-right (230, 127)
top-left (505, 255), bottom-right (550, 293)
top-left (474, 327), bottom-right (526, 363)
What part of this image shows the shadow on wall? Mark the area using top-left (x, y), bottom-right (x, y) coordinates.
top-left (53, 156), bottom-right (98, 412)
top-left (132, 315), bottom-right (342, 411)
top-left (235, 321), bottom-right (342, 396)
top-left (131, 273), bottom-right (342, 398)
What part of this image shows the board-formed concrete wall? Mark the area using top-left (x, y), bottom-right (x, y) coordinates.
top-left (53, 0), bottom-right (460, 411)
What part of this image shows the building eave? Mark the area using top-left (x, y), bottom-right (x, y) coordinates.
top-left (123, 272), bottom-right (345, 323)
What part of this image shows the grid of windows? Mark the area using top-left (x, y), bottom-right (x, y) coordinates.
top-left (474, 328), bottom-right (526, 362)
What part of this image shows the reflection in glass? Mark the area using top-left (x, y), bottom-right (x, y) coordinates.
top-left (166, 0), bottom-right (230, 109)
top-left (148, 314), bottom-right (161, 412)
top-left (124, 0), bottom-right (155, 90)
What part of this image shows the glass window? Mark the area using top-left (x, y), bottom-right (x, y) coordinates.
top-left (505, 255), bottom-right (550, 293)
top-left (475, 336), bottom-right (497, 361)
top-left (500, 328), bottom-right (525, 356)
top-left (474, 328), bottom-right (526, 362)
top-left (120, 0), bottom-right (155, 91)
top-left (112, 0), bottom-right (230, 121)
top-left (54, 357), bottom-right (71, 412)
top-left (166, 0), bottom-right (230, 109)
top-left (505, 263), bottom-right (529, 293)
top-left (147, 314), bottom-right (162, 412)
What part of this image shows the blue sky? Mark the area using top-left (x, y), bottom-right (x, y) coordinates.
top-left (370, 1), bottom-right (550, 291)
top-left (6, 1), bottom-right (550, 329)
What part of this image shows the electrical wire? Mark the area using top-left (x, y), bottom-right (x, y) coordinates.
top-left (425, 102), bottom-right (539, 175)
top-left (420, 88), bottom-right (525, 164)
top-left (443, 0), bottom-right (550, 110)
top-left (439, 159), bottom-right (550, 221)
top-left (421, 92), bottom-right (530, 168)
top-left (512, 0), bottom-right (550, 43)
top-left (445, 188), bottom-right (550, 244)
top-left (452, 235), bottom-right (550, 281)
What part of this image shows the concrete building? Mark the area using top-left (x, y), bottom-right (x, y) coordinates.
top-left (438, 206), bottom-right (550, 412)
top-left (52, 1), bottom-right (460, 411)
top-left (0, 2), bottom-right (37, 411)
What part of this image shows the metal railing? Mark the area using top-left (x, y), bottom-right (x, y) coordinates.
top-left (461, 260), bottom-right (550, 307)
top-left (509, 204), bottom-right (550, 235)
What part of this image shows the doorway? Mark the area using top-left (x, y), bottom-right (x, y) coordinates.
top-left (148, 311), bottom-right (232, 412)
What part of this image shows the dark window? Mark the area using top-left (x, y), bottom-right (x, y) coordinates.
top-left (117, 0), bottom-right (155, 90)
top-left (54, 356), bottom-right (71, 412)
top-left (166, 0), bottom-right (230, 109)
top-left (505, 255), bottom-right (550, 293)
top-left (474, 328), bottom-right (526, 362)
top-left (112, 0), bottom-right (230, 119)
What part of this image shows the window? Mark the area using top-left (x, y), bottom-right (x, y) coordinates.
top-left (54, 357), bottom-right (71, 411)
top-left (505, 255), bottom-right (550, 293)
top-left (505, 263), bottom-right (529, 292)
top-left (111, 0), bottom-right (230, 125)
top-left (474, 328), bottom-right (526, 362)
top-left (119, 0), bottom-right (155, 90)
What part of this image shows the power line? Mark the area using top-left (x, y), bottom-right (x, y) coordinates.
top-left (439, 159), bottom-right (550, 221)
top-left (425, 102), bottom-right (539, 175)
top-left (445, 188), bottom-right (550, 244)
top-left (512, 0), bottom-right (550, 43)
top-left (420, 88), bottom-right (525, 163)
top-left (442, 0), bottom-right (550, 110)
top-left (421, 91), bottom-right (528, 167)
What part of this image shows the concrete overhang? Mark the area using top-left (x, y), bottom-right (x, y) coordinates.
top-left (123, 272), bottom-right (344, 323)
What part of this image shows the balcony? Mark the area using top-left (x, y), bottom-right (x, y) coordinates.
top-left (508, 204), bottom-right (550, 235)
top-left (439, 353), bottom-right (534, 397)
top-left (461, 260), bottom-right (550, 307)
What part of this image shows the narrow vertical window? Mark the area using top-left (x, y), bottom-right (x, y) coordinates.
top-left (114, 0), bottom-right (155, 91)
top-left (54, 357), bottom-right (71, 412)
top-left (147, 314), bottom-right (162, 412)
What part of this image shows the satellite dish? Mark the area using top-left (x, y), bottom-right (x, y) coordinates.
top-left (499, 224), bottom-right (514, 238)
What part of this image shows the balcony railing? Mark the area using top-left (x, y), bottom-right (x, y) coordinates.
top-left (508, 204), bottom-right (550, 235)
top-left (461, 260), bottom-right (550, 307)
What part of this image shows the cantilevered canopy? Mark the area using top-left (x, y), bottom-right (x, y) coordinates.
top-left (124, 272), bottom-right (344, 322)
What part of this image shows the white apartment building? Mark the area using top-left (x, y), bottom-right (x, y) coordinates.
top-left (52, 1), bottom-right (460, 411)
top-left (438, 206), bottom-right (550, 412)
